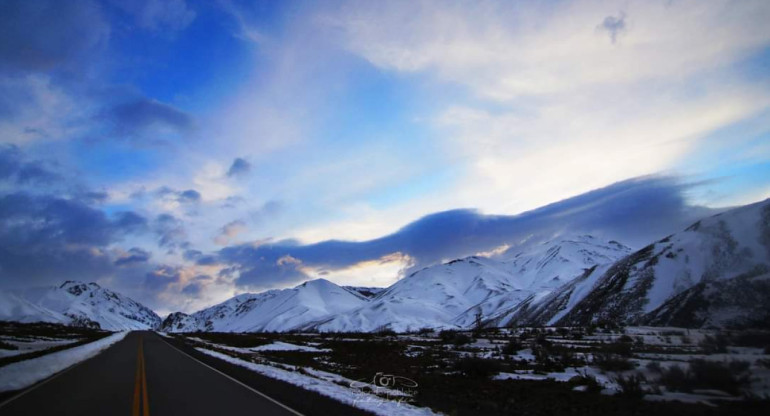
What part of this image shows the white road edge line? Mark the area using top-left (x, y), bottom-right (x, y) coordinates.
top-left (155, 333), bottom-right (305, 416)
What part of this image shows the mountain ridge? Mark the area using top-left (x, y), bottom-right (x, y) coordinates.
top-left (1, 280), bottom-right (161, 330)
top-left (5, 199), bottom-right (769, 332)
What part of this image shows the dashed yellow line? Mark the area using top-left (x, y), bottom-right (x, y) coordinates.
top-left (132, 335), bottom-right (150, 416)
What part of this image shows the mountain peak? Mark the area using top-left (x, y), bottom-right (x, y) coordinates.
top-left (5, 281), bottom-right (159, 330)
top-left (296, 278), bottom-right (337, 290)
top-left (59, 281), bottom-right (101, 296)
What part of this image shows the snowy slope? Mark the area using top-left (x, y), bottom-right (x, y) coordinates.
top-left (18, 281), bottom-right (161, 331)
top-left (498, 235), bottom-right (632, 292)
top-left (504, 199), bottom-right (770, 328)
top-left (453, 236), bottom-right (632, 327)
top-left (342, 286), bottom-right (386, 299)
top-left (306, 256), bottom-right (522, 332)
top-left (165, 279), bottom-right (368, 332)
top-left (642, 270), bottom-right (770, 329)
top-left (305, 236), bottom-right (631, 332)
top-left (159, 312), bottom-right (203, 332)
top-left (0, 291), bottom-right (68, 325)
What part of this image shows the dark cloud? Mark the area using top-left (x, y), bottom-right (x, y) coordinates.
top-left (115, 247), bottom-right (152, 266)
top-left (154, 213), bottom-right (187, 248)
top-left (155, 186), bottom-right (201, 204)
top-left (114, 211), bottom-right (149, 233)
top-left (144, 265), bottom-right (182, 291)
top-left (0, 0), bottom-right (108, 73)
top-left (76, 190), bottom-right (110, 205)
top-left (213, 176), bottom-right (714, 288)
top-left (16, 161), bottom-right (59, 184)
top-left (227, 157), bottom-right (251, 177)
top-left (0, 145), bottom-right (60, 185)
top-left (234, 254), bottom-right (308, 288)
top-left (0, 192), bottom-right (148, 287)
top-left (101, 98), bottom-right (193, 140)
top-left (179, 189), bottom-right (201, 203)
top-left (598, 12), bottom-right (626, 44)
top-left (182, 249), bottom-right (217, 266)
top-left (183, 249), bottom-right (203, 262)
top-left (181, 275), bottom-right (210, 296)
top-left (0, 145), bottom-right (22, 180)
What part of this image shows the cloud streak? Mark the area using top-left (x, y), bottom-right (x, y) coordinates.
top-left (213, 176), bottom-right (713, 289)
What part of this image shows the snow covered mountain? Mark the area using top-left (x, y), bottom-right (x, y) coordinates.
top-left (498, 199), bottom-right (770, 328)
top-left (342, 286), bottom-right (386, 299)
top-left (642, 269), bottom-right (770, 329)
top-left (302, 236), bottom-right (632, 332)
top-left (7, 281), bottom-right (162, 331)
top-left (498, 235), bottom-right (632, 292)
top-left (0, 291), bottom-right (68, 325)
top-left (160, 312), bottom-right (203, 333)
top-left (161, 279), bottom-right (368, 332)
top-left (452, 236), bottom-right (632, 327)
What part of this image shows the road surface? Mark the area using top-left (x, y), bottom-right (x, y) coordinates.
top-left (0, 331), bottom-right (364, 416)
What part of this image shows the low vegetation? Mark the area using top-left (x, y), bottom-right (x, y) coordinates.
top-left (170, 325), bottom-right (770, 415)
top-left (0, 321), bottom-right (111, 367)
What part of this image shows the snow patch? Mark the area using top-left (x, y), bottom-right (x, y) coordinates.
top-left (196, 348), bottom-right (439, 416)
top-left (0, 332), bottom-right (129, 392)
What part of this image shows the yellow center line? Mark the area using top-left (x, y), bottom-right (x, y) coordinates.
top-left (132, 335), bottom-right (150, 416)
top-left (141, 339), bottom-right (149, 416)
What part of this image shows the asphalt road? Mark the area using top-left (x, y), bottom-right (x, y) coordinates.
top-left (0, 331), bottom-right (314, 416)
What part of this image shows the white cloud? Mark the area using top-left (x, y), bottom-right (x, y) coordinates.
top-left (321, 0), bottom-right (770, 214)
top-left (0, 75), bottom-right (85, 144)
top-left (330, 0), bottom-right (770, 100)
top-left (302, 252), bottom-right (415, 288)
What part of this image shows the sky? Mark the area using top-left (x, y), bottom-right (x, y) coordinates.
top-left (1, 0), bottom-right (769, 315)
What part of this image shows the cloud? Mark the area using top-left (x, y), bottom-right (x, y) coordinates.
top-left (320, 0), bottom-right (770, 218)
top-left (144, 265), bottom-right (182, 291)
top-left (0, 192), bottom-right (148, 287)
top-left (179, 189), bottom-right (201, 203)
top-left (214, 220), bottom-right (247, 245)
top-left (110, 0), bottom-right (196, 32)
top-left (114, 247), bottom-right (151, 266)
top-left (0, 144), bottom-right (60, 185)
top-left (212, 176), bottom-right (713, 289)
top-left (217, 0), bottom-right (266, 44)
top-left (154, 186), bottom-right (202, 209)
top-left (0, 0), bottom-right (108, 72)
top-left (330, 0), bottom-right (770, 98)
top-left (101, 98), bottom-right (193, 140)
top-left (226, 157), bottom-right (251, 177)
top-left (76, 191), bottom-right (110, 205)
top-left (598, 12), bottom-right (626, 44)
top-left (153, 213), bottom-right (187, 248)
top-left (250, 200), bottom-right (283, 222)
top-left (113, 211), bottom-right (149, 233)
top-left (181, 278), bottom-right (207, 296)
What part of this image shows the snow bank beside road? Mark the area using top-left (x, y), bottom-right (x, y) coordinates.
top-left (0, 332), bottom-right (128, 393)
top-left (197, 348), bottom-right (439, 416)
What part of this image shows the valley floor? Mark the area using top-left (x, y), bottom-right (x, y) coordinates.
top-left (2, 323), bottom-right (768, 415)
top-left (171, 325), bottom-right (770, 415)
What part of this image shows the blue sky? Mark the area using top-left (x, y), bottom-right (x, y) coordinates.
top-left (1, 0), bottom-right (769, 314)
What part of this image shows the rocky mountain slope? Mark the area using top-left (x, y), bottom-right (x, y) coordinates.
top-left (2, 281), bottom-right (161, 330)
top-left (302, 236), bottom-right (631, 332)
top-left (498, 199), bottom-right (770, 329)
